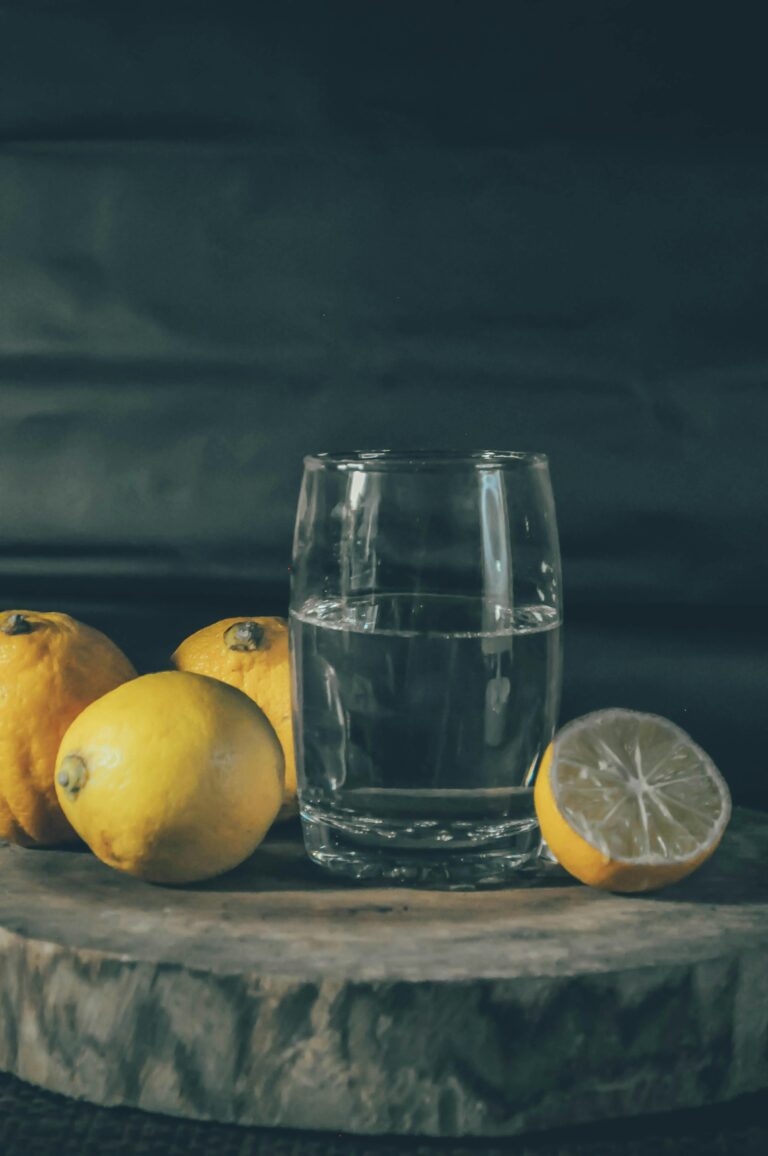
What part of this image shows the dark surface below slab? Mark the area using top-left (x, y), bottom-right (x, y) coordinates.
top-left (1, 1070), bottom-right (766, 1155)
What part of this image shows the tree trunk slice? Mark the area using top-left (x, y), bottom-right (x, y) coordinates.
top-left (0, 808), bottom-right (766, 1137)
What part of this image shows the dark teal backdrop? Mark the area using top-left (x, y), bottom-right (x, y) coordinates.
top-left (0, 2), bottom-right (766, 804)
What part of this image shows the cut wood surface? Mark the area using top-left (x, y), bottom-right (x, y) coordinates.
top-left (0, 808), bottom-right (766, 1137)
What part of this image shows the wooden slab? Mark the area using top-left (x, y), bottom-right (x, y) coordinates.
top-left (0, 808), bottom-right (766, 1137)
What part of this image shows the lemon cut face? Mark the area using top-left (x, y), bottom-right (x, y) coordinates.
top-left (535, 709), bottom-right (732, 892)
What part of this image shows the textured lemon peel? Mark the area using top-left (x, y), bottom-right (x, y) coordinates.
top-left (172, 617), bottom-right (297, 821)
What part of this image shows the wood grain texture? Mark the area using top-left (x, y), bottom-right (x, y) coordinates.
top-left (0, 808), bottom-right (766, 1137)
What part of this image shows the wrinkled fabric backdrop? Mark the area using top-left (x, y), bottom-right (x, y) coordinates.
top-left (0, 3), bottom-right (765, 805)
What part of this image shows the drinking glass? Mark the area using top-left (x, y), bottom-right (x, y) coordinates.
top-left (289, 450), bottom-right (562, 885)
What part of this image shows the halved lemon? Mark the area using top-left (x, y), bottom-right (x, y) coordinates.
top-left (534, 709), bottom-right (731, 892)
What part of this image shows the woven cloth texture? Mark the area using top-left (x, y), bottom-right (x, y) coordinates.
top-left (1, 1073), bottom-right (766, 1156)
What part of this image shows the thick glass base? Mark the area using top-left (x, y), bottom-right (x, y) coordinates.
top-left (300, 804), bottom-right (543, 888)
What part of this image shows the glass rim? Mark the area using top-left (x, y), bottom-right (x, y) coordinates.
top-left (303, 449), bottom-right (549, 471)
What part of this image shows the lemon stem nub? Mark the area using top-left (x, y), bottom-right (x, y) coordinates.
top-left (58, 755), bottom-right (88, 799)
top-left (224, 621), bottom-right (266, 651)
top-left (2, 613), bottom-right (32, 635)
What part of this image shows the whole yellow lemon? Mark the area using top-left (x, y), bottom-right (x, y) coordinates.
top-left (54, 670), bottom-right (284, 883)
top-left (172, 617), bottom-right (297, 821)
top-left (0, 610), bottom-right (137, 847)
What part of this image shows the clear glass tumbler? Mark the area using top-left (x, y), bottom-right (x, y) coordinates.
top-left (289, 450), bottom-right (562, 885)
